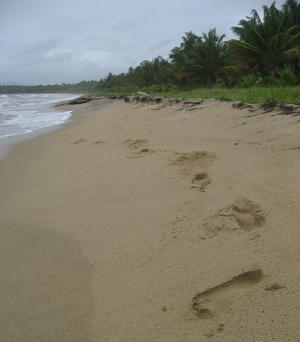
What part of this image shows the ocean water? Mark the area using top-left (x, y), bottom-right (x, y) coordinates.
top-left (0, 93), bottom-right (77, 139)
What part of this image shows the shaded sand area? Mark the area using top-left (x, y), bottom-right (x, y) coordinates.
top-left (0, 96), bottom-right (299, 341)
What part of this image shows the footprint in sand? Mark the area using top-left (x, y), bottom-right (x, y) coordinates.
top-left (191, 173), bottom-right (211, 189)
top-left (72, 138), bottom-right (87, 144)
top-left (201, 197), bottom-right (265, 239)
top-left (168, 151), bottom-right (216, 179)
top-left (127, 148), bottom-right (153, 159)
top-left (123, 139), bottom-right (148, 149)
top-left (89, 140), bottom-right (106, 147)
top-left (91, 140), bottom-right (106, 145)
top-left (192, 269), bottom-right (264, 319)
top-left (232, 196), bottom-right (265, 230)
top-left (171, 151), bottom-right (215, 167)
top-left (123, 139), bottom-right (152, 158)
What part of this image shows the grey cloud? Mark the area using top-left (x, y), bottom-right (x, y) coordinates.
top-left (0, 0), bottom-right (287, 85)
top-left (112, 20), bottom-right (141, 31)
top-left (22, 38), bottom-right (61, 55)
top-left (148, 38), bottom-right (176, 54)
top-left (44, 51), bottom-right (73, 62)
top-left (84, 61), bottom-right (98, 70)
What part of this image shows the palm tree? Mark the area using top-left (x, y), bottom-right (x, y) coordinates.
top-left (179, 31), bottom-right (199, 52)
top-left (169, 32), bottom-right (201, 85)
top-left (178, 29), bottom-right (241, 86)
top-left (134, 57), bottom-right (173, 86)
top-left (281, 0), bottom-right (300, 77)
top-left (282, 0), bottom-right (300, 27)
top-left (229, 2), bottom-right (287, 77)
top-left (169, 47), bottom-right (192, 85)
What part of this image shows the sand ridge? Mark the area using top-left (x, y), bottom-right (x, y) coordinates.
top-left (0, 97), bottom-right (299, 341)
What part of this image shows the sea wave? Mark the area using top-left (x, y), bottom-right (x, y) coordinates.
top-left (0, 93), bottom-right (76, 139)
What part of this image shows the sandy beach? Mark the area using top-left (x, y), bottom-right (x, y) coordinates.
top-left (0, 96), bottom-right (299, 341)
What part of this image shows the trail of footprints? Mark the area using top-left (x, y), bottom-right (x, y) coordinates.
top-left (67, 136), bottom-right (281, 334)
top-left (124, 138), bottom-right (279, 333)
top-left (124, 139), bottom-right (266, 238)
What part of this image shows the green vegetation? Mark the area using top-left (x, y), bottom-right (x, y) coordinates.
top-left (95, 85), bottom-right (300, 105)
top-left (1, 0), bottom-right (300, 104)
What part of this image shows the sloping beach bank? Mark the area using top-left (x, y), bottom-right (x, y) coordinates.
top-left (0, 96), bottom-right (299, 341)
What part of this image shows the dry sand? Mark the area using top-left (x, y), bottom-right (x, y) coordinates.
top-left (0, 97), bottom-right (299, 341)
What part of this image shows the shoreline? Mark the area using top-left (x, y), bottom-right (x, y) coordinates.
top-left (0, 93), bottom-right (79, 159)
top-left (0, 123), bottom-right (68, 160)
top-left (0, 97), bottom-right (299, 341)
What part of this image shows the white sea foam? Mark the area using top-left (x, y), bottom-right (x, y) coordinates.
top-left (0, 93), bottom-right (77, 139)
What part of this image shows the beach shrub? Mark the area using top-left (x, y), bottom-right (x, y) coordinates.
top-left (278, 68), bottom-right (297, 86)
top-left (238, 75), bottom-right (262, 88)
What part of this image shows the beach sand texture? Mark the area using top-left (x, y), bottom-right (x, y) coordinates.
top-left (0, 97), bottom-right (299, 341)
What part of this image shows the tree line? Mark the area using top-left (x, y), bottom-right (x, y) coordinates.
top-left (0, 80), bottom-right (99, 94)
top-left (1, 0), bottom-right (299, 94)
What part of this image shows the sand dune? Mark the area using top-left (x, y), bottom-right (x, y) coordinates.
top-left (0, 97), bottom-right (299, 341)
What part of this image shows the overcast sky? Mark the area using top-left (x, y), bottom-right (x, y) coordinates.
top-left (0, 0), bottom-right (286, 85)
